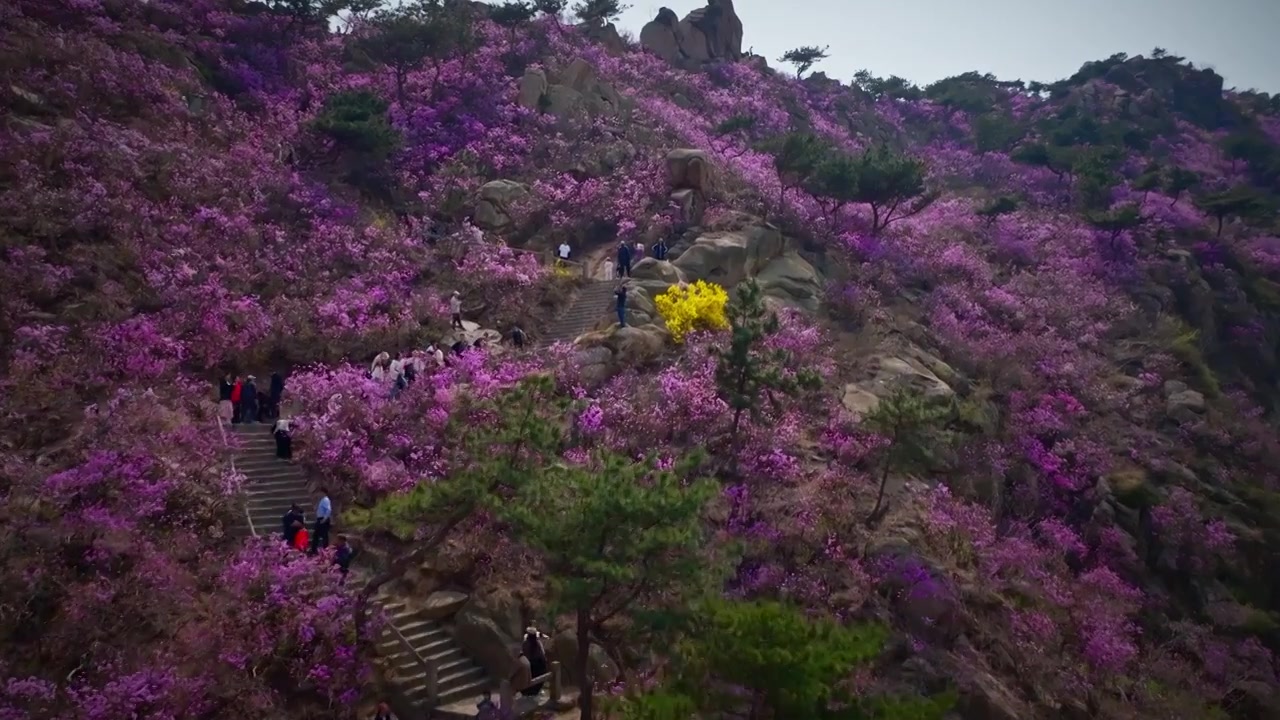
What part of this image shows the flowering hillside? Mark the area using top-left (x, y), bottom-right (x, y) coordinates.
top-left (3, 0), bottom-right (1280, 718)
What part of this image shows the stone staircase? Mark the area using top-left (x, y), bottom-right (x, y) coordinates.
top-left (374, 594), bottom-right (495, 713)
top-left (539, 280), bottom-right (618, 347)
top-left (229, 422), bottom-right (312, 538)
top-left (226, 422), bottom-right (498, 717)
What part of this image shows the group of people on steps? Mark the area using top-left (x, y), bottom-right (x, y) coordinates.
top-left (279, 491), bottom-right (355, 579)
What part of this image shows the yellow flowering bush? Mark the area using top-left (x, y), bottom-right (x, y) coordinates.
top-left (654, 280), bottom-right (730, 343)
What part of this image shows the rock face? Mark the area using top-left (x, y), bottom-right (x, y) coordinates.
top-left (640, 2), bottom-right (744, 69)
top-left (1164, 379), bottom-right (1207, 423)
top-left (665, 149), bottom-right (712, 194)
top-left (420, 590), bottom-right (468, 620)
top-left (548, 631), bottom-right (620, 688)
top-left (841, 348), bottom-right (958, 417)
top-left (474, 180), bottom-right (528, 231)
top-left (517, 59), bottom-right (627, 125)
top-left (672, 221), bottom-right (785, 287)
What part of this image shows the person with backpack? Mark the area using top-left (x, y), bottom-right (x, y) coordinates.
top-left (241, 376), bottom-right (259, 426)
top-left (511, 325), bottom-right (526, 349)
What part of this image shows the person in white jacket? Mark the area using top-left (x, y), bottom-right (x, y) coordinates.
top-left (449, 291), bottom-right (463, 329)
top-left (370, 352), bottom-right (392, 383)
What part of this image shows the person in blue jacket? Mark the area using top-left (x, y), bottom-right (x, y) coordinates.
top-left (616, 240), bottom-right (632, 278)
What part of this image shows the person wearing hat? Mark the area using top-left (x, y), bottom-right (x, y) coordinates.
top-left (449, 291), bottom-right (463, 330)
top-left (519, 626), bottom-right (549, 696)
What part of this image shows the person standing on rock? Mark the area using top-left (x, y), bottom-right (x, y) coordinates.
top-left (511, 324), bottom-right (526, 349)
top-left (634, 239), bottom-right (645, 262)
top-left (449, 291), bottom-right (464, 330)
top-left (558, 241), bottom-right (571, 263)
top-left (281, 503), bottom-right (304, 545)
top-left (615, 280), bottom-right (629, 327)
top-left (653, 237), bottom-right (669, 261)
top-left (241, 376), bottom-right (259, 426)
top-left (218, 373), bottom-right (234, 423)
top-left (617, 241), bottom-right (632, 278)
top-left (310, 488), bottom-right (332, 554)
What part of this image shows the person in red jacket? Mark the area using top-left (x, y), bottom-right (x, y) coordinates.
top-left (230, 376), bottom-right (244, 424)
top-left (291, 520), bottom-right (309, 552)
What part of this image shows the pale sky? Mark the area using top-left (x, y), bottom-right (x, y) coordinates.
top-left (616, 0), bottom-right (1280, 93)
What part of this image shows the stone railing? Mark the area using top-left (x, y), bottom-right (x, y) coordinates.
top-left (498, 661), bottom-right (562, 716)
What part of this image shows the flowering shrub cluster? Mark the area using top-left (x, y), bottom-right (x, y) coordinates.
top-left (653, 280), bottom-right (730, 342)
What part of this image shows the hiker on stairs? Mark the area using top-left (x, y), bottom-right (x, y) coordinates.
top-left (310, 488), bottom-right (332, 554)
top-left (241, 376), bottom-right (259, 425)
top-left (218, 373), bottom-right (234, 423)
top-left (231, 376), bottom-right (243, 423)
top-left (282, 504), bottom-right (304, 545)
top-left (268, 372), bottom-right (284, 421)
top-left (615, 281), bottom-right (630, 328)
top-left (616, 241), bottom-right (632, 278)
top-left (272, 417), bottom-right (292, 459)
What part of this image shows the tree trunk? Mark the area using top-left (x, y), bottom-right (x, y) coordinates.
top-left (576, 606), bottom-right (594, 720)
top-left (1216, 215), bottom-right (1224, 237)
top-left (867, 457), bottom-right (891, 525)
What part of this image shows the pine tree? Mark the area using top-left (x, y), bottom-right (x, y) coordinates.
top-left (712, 280), bottom-right (822, 469)
top-left (1194, 185), bottom-right (1275, 237)
top-left (861, 386), bottom-right (950, 524)
top-left (346, 375), bottom-right (569, 668)
top-left (778, 45), bottom-right (830, 78)
top-left (611, 599), bottom-right (955, 719)
top-left (848, 144), bottom-right (935, 234)
top-left (502, 449), bottom-right (720, 720)
top-left (355, 0), bottom-right (473, 103)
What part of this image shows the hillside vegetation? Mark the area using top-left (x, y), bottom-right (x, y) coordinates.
top-left (3, 1), bottom-right (1280, 718)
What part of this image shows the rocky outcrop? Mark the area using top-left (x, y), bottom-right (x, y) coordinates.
top-left (474, 180), bottom-right (528, 230)
top-left (1164, 380), bottom-right (1206, 423)
top-left (666, 149), bottom-right (712, 193)
top-left (640, 1), bottom-right (744, 69)
top-left (420, 590), bottom-right (468, 621)
top-left (754, 252), bottom-right (823, 312)
top-left (548, 631), bottom-right (620, 687)
top-left (517, 59), bottom-right (628, 125)
top-left (672, 221), bottom-right (785, 287)
top-left (452, 593), bottom-right (526, 680)
top-left (841, 349), bottom-right (958, 417)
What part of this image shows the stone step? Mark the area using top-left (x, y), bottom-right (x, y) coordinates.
top-left (434, 678), bottom-right (495, 708)
top-left (402, 665), bottom-right (487, 701)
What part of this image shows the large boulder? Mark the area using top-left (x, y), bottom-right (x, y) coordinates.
top-left (665, 149), bottom-right (712, 193)
top-left (676, 1), bottom-right (740, 64)
top-left (1163, 379), bottom-right (1206, 423)
top-left (474, 180), bottom-right (528, 231)
top-left (454, 604), bottom-right (519, 680)
top-left (539, 58), bottom-right (627, 123)
top-left (639, 8), bottom-right (684, 65)
top-left (841, 348), bottom-right (957, 417)
top-left (548, 631), bottom-right (620, 688)
top-left (640, 2), bottom-right (743, 68)
top-left (575, 323), bottom-right (671, 370)
top-left (420, 590), bottom-right (469, 621)
top-left (517, 68), bottom-right (547, 110)
top-left (672, 223), bottom-right (785, 287)
top-left (631, 258), bottom-right (686, 285)
top-left (754, 252), bottom-right (823, 312)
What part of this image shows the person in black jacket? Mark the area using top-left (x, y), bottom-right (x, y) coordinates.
top-left (268, 372), bottom-right (284, 420)
top-left (241, 376), bottom-right (259, 425)
top-left (616, 240), bottom-right (632, 277)
top-left (281, 504), bottom-right (304, 545)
